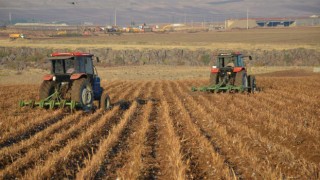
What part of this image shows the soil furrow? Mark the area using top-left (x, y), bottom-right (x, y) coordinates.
top-left (91, 82), bottom-right (151, 179)
top-left (97, 82), bottom-right (156, 179)
top-left (164, 80), bottom-right (232, 179)
top-left (0, 110), bottom-right (66, 149)
top-left (154, 81), bottom-right (187, 179)
top-left (139, 81), bottom-right (161, 179)
top-left (229, 94), bottom-right (320, 163)
top-left (0, 110), bottom-right (104, 179)
top-left (0, 111), bottom-right (83, 170)
top-left (75, 81), bottom-right (148, 179)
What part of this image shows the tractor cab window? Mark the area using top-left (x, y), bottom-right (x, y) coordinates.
top-left (216, 57), bottom-right (223, 68)
top-left (52, 58), bottom-right (75, 74)
top-left (225, 57), bottom-right (235, 67)
top-left (85, 57), bottom-right (93, 74)
top-left (76, 56), bottom-right (93, 74)
top-left (234, 56), bottom-right (244, 67)
top-left (52, 60), bottom-right (64, 74)
top-left (217, 56), bottom-right (234, 68)
top-left (65, 59), bottom-right (75, 73)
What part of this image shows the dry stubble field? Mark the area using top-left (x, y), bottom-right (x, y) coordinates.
top-left (0, 68), bottom-right (319, 179)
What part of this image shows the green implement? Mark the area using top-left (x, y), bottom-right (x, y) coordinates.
top-left (191, 84), bottom-right (246, 93)
top-left (19, 100), bottom-right (78, 110)
top-left (19, 90), bottom-right (79, 112)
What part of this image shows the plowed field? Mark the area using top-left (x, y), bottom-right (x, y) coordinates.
top-left (0, 72), bottom-right (319, 179)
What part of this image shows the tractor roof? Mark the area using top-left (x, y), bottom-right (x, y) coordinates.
top-left (51, 52), bottom-right (94, 57)
top-left (218, 52), bottom-right (242, 56)
top-left (48, 52), bottom-right (94, 60)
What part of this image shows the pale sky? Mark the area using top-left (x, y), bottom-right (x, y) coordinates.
top-left (0, 0), bottom-right (319, 25)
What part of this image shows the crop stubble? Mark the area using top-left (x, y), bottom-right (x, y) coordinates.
top-left (0, 72), bottom-right (319, 179)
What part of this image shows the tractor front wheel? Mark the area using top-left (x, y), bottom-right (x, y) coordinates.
top-left (71, 78), bottom-right (93, 111)
top-left (100, 92), bottom-right (111, 111)
top-left (39, 80), bottom-right (55, 99)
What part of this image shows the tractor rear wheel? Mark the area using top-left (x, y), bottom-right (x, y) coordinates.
top-left (234, 70), bottom-right (248, 92)
top-left (234, 70), bottom-right (247, 87)
top-left (39, 80), bottom-right (55, 99)
top-left (71, 78), bottom-right (93, 111)
top-left (100, 92), bottom-right (111, 111)
top-left (248, 75), bottom-right (256, 93)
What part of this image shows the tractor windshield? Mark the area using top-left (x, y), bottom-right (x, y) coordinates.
top-left (217, 56), bottom-right (235, 68)
top-left (75, 56), bottom-right (93, 74)
top-left (216, 55), bottom-right (244, 68)
top-left (51, 58), bottom-right (76, 74)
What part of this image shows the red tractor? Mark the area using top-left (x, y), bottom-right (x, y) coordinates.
top-left (20, 52), bottom-right (110, 112)
top-left (192, 52), bottom-right (257, 93)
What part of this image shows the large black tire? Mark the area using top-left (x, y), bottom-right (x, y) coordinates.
top-left (248, 75), bottom-right (257, 93)
top-left (100, 92), bottom-right (111, 111)
top-left (71, 78), bottom-right (93, 111)
top-left (39, 80), bottom-right (55, 99)
top-left (209, 73), bottom-right (219, 86)
top-left (234, 70), bottom-right (247, 87)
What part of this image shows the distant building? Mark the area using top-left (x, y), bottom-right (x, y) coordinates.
top-left (14, 23), bottom-right (68, 26)
top-left (226, 16), bottom-right (320, 29)
top-left (10, 23), bottom-right (70, 30)
top-left (296, 16), bottom-right (320, 26)
top-left (83, 22), bottom-right (93, 26)
top-left (227, 19), bottom-right (257, 29)
top-left (255, 18), bottom-right (295, 27)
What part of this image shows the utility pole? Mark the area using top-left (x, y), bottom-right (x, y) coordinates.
top-left (9, 12), bottom-right (12, 24)
top-left (114, 8), bottom-right (117, 26)
top-left (172, 14), bottom-right (175, 24)
top-left (225, 18), bottom-right (227, 30)
top-left (246, 8), bottom-right (249, 30)
top-left (202, 15), bottom-right (205, 27)
top-left (192, 19), bottom-right (194, 29)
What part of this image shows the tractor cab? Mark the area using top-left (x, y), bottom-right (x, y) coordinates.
top-left (210, 53), bottom-right (248, 85)
top-left (47, 52), bottom-right (95, 81)
top-left (19, 52), bottom-right (110, 112)
top-left (215, 53), bottom-right (246, 68)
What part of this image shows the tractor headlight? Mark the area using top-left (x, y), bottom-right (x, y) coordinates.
top-left (53, 76), bottom-right (56, 81)
top-left (227, 72), bottom-right (231, 75)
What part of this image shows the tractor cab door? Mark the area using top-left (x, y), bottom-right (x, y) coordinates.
top-left (75, 56), bottom-right (94, 74)
top-left (234, 55), bottom-right (244, 68)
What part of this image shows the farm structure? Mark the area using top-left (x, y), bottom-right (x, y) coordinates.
top-left (0, 72), bottom-right (319, 179)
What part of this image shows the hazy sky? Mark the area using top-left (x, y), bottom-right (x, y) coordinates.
top-left (0, 0), bottom-right (319, 25)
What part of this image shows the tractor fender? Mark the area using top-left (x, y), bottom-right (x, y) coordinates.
top-left (70, 73), bottom-right (87, 80)
top-left (233, 67), bottom-right (244, 73)
top-left (43, 74), bottom-right (54, 81)
top-left (211, 68), bottom-right (219, 73)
